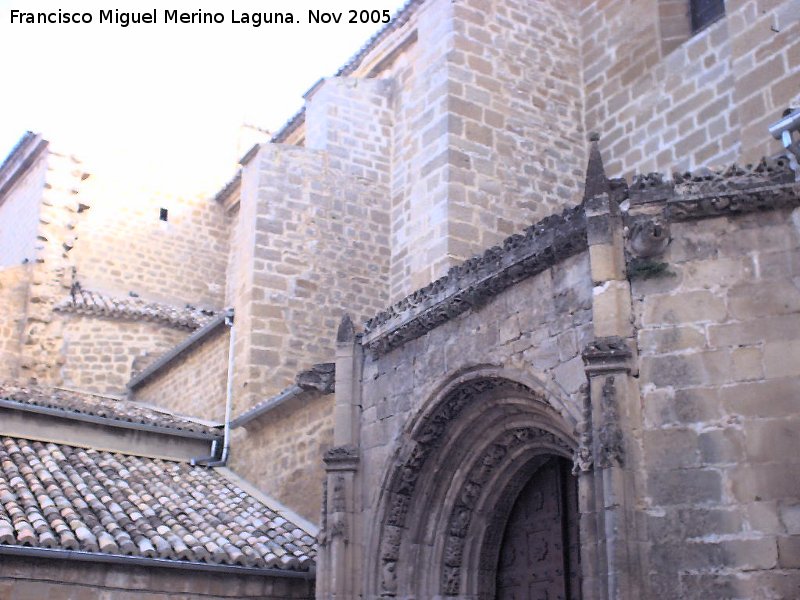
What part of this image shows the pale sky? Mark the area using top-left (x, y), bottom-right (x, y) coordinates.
top-left (0, 0), bottom-right (408, 194)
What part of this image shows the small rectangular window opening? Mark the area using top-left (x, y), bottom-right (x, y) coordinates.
top-left (159, 208), bottom-right (168, 222)
top-left (690, 0), bottom-right (725, 34)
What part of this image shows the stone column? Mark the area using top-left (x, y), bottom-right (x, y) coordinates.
top-left (318, 315), bottom-right (363, 599)
top-left (578, 137), bottom-right (643, 599)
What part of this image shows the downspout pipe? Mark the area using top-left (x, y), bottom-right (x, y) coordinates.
top-left (193, 309), bottom-right (235, 467)
top-left (769, 107), bottom-right (800, 178)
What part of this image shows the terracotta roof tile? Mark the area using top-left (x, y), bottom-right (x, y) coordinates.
top-left (0, 383), bottom-right (219, 437)
top-left (0, 436), bottom-right (316, 570)
top-left (55, 287), bottom-right (217, 330)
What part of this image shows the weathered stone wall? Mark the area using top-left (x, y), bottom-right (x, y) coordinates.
top-left (231, 392), bottom-right (334, 524)
top-left (634, 207), bottom-right (800, 598)
top-left (58, 315), bottom-right (187, 396)
top-left (358, 251), bottom-right (592, 524)
top-left (334, 251), bottom-right (592, 597)
top-left (342, 0), bottom-right (586, 300)
top-left (0, 148), bottom-right (46, 268)
top-left (0, 265), bottom-right (30, 382)
top-left (230, 141), bottom-right (392, 411)
top-left (0, 556), bottom-right (313, 599)
top-left (73, 175), bottom-right (230, 308)
top-left (444, 0), bottom-right (585, 264)
top-left (132, 326), bottom-right (230, 422)
top-left (17, 150), bottom-right (87, 386)
top-left (581, 0), bottom-right (800, 176)
top-left (227, 112), bottom-right (393, 517)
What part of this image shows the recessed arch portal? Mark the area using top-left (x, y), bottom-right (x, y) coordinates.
top-left (372, 374), bottom-right (581, 599)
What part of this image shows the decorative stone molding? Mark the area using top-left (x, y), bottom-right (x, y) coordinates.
top-left (572, 384), bottom-right (593, 475)
top-left (323, 445), bottom-right (360, 471)
top-left (629, 172), bottom-right (674, 205)
top-left (626, 215), bottom-right (670, 258)
top-left (596, 376), bottom-right (624, 469)
top-left (667, 182), bottom-right (800, 221)
top-left (363, 206), bottom-right (587, 356)
top-left (673, 157), bottom-right (794, 195)
top-left (582, 336), bottom-right (632, 374)
top-left (440, 427), bottom-right (573, 596)
top-left (329, 474), bottom-right (348, 540)
top-left (376, 377), bottom-right (571, 597)
top-left (296, 362), bottom-right (336, 393)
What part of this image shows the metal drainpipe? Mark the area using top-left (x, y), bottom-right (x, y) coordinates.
top-left (769, 107), bottom-right (800, 178)
top-left (193, 309), bottom-right (235, 467)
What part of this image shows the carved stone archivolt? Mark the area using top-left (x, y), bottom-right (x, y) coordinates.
top-left (439, 427), bottom-right (573, 596)
top-left (375, 377), bottom-right (575, 597)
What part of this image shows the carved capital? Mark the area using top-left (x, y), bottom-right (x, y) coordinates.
top-left (323, 445), bottom-right (360, 471)
top-left (582, 336), bottom-right (632, 374)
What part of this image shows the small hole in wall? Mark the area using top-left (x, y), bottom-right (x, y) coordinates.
top-left (159, 208), bottom-right (168, 222)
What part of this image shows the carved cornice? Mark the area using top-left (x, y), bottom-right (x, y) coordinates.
top-left (666, 182), bottom-right (800, 221)
top-left (363, 206), bottom-right (587, 356)
top-left (582, 336), bottom-right (632, 374)
top-left (629, 172), bottom-right (674, 205)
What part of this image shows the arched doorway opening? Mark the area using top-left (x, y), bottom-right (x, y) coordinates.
top-left (494, 456), bottom-right (581, 600)
top-left (371, 374), bottom-right (583, 599)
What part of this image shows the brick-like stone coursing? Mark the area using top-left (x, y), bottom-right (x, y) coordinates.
top-left (133, 326), bottom-right (230, 422)
top-left (634, 206), bottom-right (800, 598)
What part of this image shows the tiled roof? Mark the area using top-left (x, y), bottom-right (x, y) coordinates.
top-left (0, 436), bottom-right (316, 571)
top-left (55, 286), bottom-right (217, 330)
top-left (0, 383), bottom-right (219, 438)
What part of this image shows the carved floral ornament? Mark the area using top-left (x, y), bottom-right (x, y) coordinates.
top-left (363, 206), bottom-right (588, 356)
top-left (375, 377), bottom-right (575, 597)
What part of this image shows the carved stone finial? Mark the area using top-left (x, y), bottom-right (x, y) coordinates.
top-left (337, 313), bottom-right (354, 343)
top-left (582, 133), bottom-right (611, 203)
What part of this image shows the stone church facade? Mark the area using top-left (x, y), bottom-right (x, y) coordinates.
top-left (1, 0), bottom-right (799, 598)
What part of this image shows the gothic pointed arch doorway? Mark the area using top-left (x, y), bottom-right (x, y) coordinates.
top-left (493, 456), bottom-right (581, 600)
top-left (371, 374), bottom-right (584, 599)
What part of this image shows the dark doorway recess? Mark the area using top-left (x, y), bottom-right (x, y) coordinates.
top-left (495, 456), bottom-right (581, 600)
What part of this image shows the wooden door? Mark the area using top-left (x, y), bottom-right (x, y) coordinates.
top-left (495, 457), bottom-right (580, 600)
